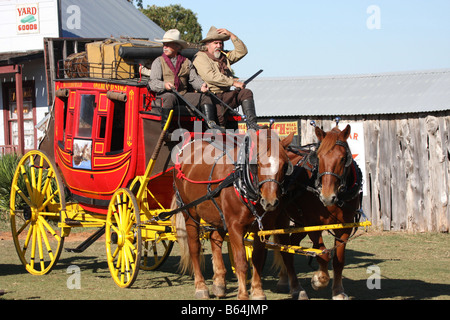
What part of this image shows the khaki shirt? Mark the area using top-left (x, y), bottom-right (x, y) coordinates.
top-left (193, 38), bottom-right (248, 94)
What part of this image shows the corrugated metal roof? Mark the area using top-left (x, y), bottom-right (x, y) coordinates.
top-left (247, 69), bottom-right (450, 117)
top-left (60, 0), bottom-right (165, 39)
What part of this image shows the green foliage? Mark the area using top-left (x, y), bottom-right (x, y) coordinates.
top-left (0, 153), bottom-right (21, 212)
top-left (141, 4), bottom-right (203, 43)
top-left (127, 0), bottom-right (143, 9)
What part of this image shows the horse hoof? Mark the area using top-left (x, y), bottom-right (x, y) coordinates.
top-left (195, 289), bottom-right (210, 299)
top-left (251, 294), bottom-right (267, 300)
top-left (290, 287), bottom-right (308, 300)
top-left (212, 284), bottom-right (227, 298)
top-left (311, 271), bottom-right (329, 291)
top-left (297, 290), bottom-right (309, 300)
top-left (332, 293), bottom-right (349, 300)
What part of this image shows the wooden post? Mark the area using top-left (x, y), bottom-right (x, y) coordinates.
top-left (15, 65), bottom-right (25, 155)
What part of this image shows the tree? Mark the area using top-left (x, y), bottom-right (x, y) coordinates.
top-left (127, 0), bottom-right (143, 9)
top-left (141, 4), bottom-right (202, 43)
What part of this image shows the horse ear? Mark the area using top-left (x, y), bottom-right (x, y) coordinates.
top-left (285, 160), bottom-right (294, 176)
top-left (315, 126), bottom-right (326, 142)
top-left (281, 132), bottom-right (294, 148)
top-left (340, 124), bottom-right (351, 141)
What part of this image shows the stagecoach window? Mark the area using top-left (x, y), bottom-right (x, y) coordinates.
top-left (62, 99), bottom-right (68, 141)
top-left (99, 116), bottom-right (106, 139)
top-left (110, 101), bottom-right (125, 152)
top-left (78, 94), bottom-right (95, 137)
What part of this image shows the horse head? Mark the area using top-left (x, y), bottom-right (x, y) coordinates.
top-left (314, 124), bottom-right (353, 207)
top-left (247, 129), bottom-right (294, 212)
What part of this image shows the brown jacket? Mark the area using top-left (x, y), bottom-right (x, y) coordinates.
top-left (160, 56), bottom-right (190, 95)
top-left (193, 37), bottom-right (248, 94)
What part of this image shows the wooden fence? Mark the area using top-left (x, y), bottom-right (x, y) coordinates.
top-left (297, 111), bottom-right (450, 233)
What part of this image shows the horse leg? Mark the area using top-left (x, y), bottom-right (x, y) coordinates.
top-left (210, 230), bottom-right (227, 298)
top-left (250, 234), bottom-right (267, 300)
top-left (228, 226), bottom-right (249, 300)
top-left (276, 258), bottom-right (290, 293)
top-left (331, 232), bottom-right (350, 300)
top-left (274, 233), bottom-right (309, 300)
top-left (279, 235), bottom-right (309, 300)
top-left (310, 232), bottom-right (331, 291)
top-left (185, 220), bottom-right (210, 299)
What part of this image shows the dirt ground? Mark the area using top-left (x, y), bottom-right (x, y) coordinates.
top-left (1, 229), bottom-right (449, 303)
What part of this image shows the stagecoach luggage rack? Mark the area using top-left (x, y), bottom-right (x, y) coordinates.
top-left (59, 57), bottom-right (142, 80)
top-left (85, 40), bottom-right (136, 79)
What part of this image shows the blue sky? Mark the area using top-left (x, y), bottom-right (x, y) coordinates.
top-left (142, 0), bottom-right (450, 78)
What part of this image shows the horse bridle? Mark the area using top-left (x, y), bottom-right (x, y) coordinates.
top-left (311, 140), bottom-right (353, 195)
top-left (257, 161), bottom-right (293, 194)
top-left (234, 133), bottom-right (293, 203)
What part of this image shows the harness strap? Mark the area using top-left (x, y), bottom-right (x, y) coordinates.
top-left (207, 152), bottom-right (228, 231)
top-left (174, 163), bottom-right (226, 184)
top-left (157, 171), bottom-right (236, 221)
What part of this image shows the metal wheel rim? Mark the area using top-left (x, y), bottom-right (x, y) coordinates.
top-left (105, 188), bottom-right (141, 288)
top-left (9, 150), bottom-right (65, 275)
top-left (140, 239), bottom-right (174, 271)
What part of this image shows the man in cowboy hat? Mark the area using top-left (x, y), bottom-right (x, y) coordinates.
top-left (148, 29), bottom-right (218, 129)
top-left (193, 26), bottom-right (260, 130)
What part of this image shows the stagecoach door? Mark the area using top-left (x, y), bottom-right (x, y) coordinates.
top-left (55, 85), bottom-right (129, 206)
top-left (61, 90), bottom-right (127, 170)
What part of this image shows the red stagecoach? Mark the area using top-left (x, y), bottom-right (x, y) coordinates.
top-left (9, 38), bottom-right (370, 298)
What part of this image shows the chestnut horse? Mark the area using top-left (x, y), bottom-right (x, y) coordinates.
top-left (277, 124), bottom-right (363, 300)
top-left (172, 129), bottom-right (294, 300)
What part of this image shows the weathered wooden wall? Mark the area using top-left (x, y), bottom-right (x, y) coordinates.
top-left (297, 111), bottom-right (450, 233)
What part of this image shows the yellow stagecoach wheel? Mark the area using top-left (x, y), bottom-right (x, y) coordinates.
top-left (9, 150), bottom-right (66, 275)
top-left (140, 238), bottom-right (174, 271)
top-left (106, 188), bottom-right (142, 288)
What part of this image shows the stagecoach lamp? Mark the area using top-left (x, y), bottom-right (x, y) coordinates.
top-left (269, 119), bottom-right (275, 128)
top-left (335, 117), bottom-right (341, 125)
top-left (310, 120), bottom-right (316, 127)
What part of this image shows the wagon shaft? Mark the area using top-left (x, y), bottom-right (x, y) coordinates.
top-left (258, 221), bottom-right (372, 237)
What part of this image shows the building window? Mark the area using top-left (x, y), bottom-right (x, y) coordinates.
top-left (2, 81), bottom-right (36, 151)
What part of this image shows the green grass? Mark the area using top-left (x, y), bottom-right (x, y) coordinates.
top-left (1, 229), bottom-right (449, 300)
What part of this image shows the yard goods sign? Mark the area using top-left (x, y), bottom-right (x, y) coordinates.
top-left (16, 3), bottom-right (40, 34)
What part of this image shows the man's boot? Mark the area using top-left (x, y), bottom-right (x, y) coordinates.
top-left (241, 99), bottom-right (261, 130)
top-left (201, 104), bottom-right (221, 130)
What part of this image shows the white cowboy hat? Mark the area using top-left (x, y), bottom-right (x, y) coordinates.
top-left (154, 29), bottom-right (188, 49)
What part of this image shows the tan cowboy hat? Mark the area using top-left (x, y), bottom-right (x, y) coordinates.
top-left (200, 26), bottom-right (230, 43)
top-left (154, 29), bottom-right (188, 49)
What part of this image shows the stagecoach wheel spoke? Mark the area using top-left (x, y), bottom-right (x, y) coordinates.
top-left (140, 238), bottom-right (174, 271)
top-left (106, 188), bottom-right (141, 288)
top-left (9, 150), bottom-right (65, 276)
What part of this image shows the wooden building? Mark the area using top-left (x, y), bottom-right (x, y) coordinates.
top-left (0, 0), bottom-right (164, 155)
top-left (248, 69), bottom-right (450, 232)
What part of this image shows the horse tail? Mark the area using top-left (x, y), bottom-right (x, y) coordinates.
top-left (170, 195), bottom-right (195, 275)
top-left (172, 212), bottom-right (193, 275)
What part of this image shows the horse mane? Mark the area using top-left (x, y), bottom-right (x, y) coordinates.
top-left (317, 127), bottom-right (340, 156)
